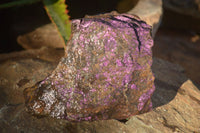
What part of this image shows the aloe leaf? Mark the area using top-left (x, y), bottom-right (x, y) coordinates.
top-left (0, 0), bottom-right (41, 9)
top-left (43, 0), bottom-right (71, 45)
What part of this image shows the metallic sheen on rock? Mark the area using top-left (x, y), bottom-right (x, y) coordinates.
top-left (24, 12), bottom-right (155, 122)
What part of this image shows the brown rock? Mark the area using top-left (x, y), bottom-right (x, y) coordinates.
top-left (23, 13), bottom-right (155, 121)
top-left (127, 0), bottom-right (163, 37)
top-left (127, 80), bottom-right (200, 133)
top-left (66, 119), bottom-right (134, 133)
top-left (1, 54), bottom-right (200, 132)
top-left (16, 0), bottom-right (162, 51)
top-left (151, 58), bottom-right (187, 108)
top-left (0, 59), bottom-right (54, 105)
top-left (0, 104), bottom-right (71, 133)
top-left (126, 58), bottom-right (200, 133)
top-left (17, 24), bottom-right (64, 49)
top-left (153, 28), bottom-right (200, 85)
top-left (0, 47), bottom-right (64, 63)
top-left (0, 47), bottom-right (63, 107)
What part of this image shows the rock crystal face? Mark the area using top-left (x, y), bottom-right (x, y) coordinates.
top-left (24, 12), bottom-right (155, 122)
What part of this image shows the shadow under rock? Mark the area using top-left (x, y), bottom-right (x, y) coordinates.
top-left (151, 58), bottom-right (188, 108)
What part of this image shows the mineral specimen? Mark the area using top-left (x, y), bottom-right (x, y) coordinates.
top-left (24, 12), bottom-right (155, 122)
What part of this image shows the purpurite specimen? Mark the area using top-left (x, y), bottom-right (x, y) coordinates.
top-left (24, 12), bottom-right (155, 122)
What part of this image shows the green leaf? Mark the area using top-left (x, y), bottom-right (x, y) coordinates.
top-left (43, 0), bottom-right (71, 45)
top-left (0, 0), bottom-right (41, 9)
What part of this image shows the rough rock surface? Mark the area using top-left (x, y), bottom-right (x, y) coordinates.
top-left (128, 0), bottom-right (162, 37)
top-left (0, 47), bottom-right (64, 108)
top-left (68, 76), bottom-right (200, 133)
top-left (0, 51), bottom-right (199, 132)
top-left (17, 0), bottom-right (162, 50)
top-left (128, 79), bottom-right (200, 133)
top-left (0, 47), bottom-right (64, 63)
top-left (153, 28), bottom-right (200, 85)
top-left (17, 24), bottom-right (64, 49)
top-left (23, 13), bottom-right (155, 121)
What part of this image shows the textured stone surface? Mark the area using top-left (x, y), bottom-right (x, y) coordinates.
top-left (16, 0), bottom-right (162, 50)
top-left (17, 24), bottom-right (64, 49)
top-left (1, 1), bottom-right (199, 132)
top-left (128, 0), bottom-right (162, 37)
top-left (151, 58), bottom-right (188, 108)
top-left (23, 13), bottom-right (155, 121)
top-left (1, 52), bottom-right (200, 132)
top-left (153, 28), bottom-right (200, 85)
top-left (128, 79), bottom-right (200, 133)
top-left (0, 59), bottom-right (53, 106)
top-left (0, 47), bottom-right (63, 108)
top-left (0, 47), bottom-right (64, 63)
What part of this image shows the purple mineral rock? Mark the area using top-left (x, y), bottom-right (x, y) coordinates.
top-left (24, 12), bottom-right (155, 122)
